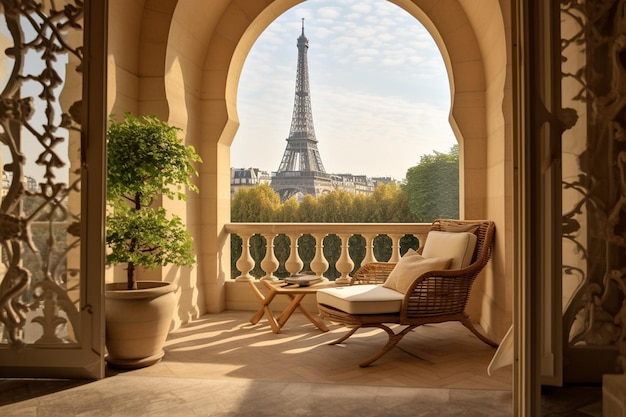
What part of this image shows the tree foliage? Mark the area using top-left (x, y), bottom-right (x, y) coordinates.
top-left (403, 144), bottom-right (459, 222)
top-left (107, 114), bottom-right (200, 204)
top-left (230, 181), bottom-right (421, 278)
top-left (106, 113), bottom-right (201, 289)
top-left (231, 183), bottom-right (281, 222)
top-left (232, 181), bottom-right (420, 224)
top-left (368, 183), bottom-right (415, 222)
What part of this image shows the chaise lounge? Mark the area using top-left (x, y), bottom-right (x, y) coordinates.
top-left (316, 219), bottom-right (498, 367)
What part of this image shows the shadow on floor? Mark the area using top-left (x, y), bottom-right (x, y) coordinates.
top-left (541, 384), bottom-right (603, 417)
top-left (0, 379), bottom-right (89, 406)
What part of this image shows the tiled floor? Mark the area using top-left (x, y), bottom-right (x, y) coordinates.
top-left (0, 311), bottom-right (601, 416)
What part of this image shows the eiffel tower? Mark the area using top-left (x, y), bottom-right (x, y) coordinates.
top-left (271, 19), bottom-right (333, 201)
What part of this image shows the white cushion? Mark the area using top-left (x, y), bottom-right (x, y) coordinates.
top-left (317, 284), bottom-right (404, 314)
top-left (421, 231), bottom-right (477, 269)
top-left (382, 249), bottom-right (452, 293)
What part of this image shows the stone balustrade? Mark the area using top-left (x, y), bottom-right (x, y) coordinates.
top-left (224, 223), bottom-right (431, 285)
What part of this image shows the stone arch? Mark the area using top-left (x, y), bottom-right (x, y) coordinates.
top-left (122, 0), bottom-right (509, 336)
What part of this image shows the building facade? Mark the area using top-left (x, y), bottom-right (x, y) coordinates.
top-left (230, 167), bottom-right (271, 197)
top-left (231, 168), bottom-right (381, 198)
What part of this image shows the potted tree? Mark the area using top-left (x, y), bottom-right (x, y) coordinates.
top-left (105, 113), bottom-right (201, 369)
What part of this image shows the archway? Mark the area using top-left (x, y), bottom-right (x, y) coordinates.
top-left (122, 0), bottom-right (510, 343)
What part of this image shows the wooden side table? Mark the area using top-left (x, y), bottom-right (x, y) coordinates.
top-left (248, 279), bottom-right (335, 333)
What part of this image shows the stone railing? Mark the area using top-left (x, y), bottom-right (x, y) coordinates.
top-left (224, 223), bottom-right (431, 285)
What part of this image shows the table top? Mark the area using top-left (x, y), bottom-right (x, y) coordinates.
top-left (260, 278), bottom-right (338, 294)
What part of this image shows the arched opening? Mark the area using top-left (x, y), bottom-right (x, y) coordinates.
top-left (231, 2), bottom-right (457, 186)
top-left (170, 0), bottom-right (510, 341)
top-left (110, 0), bottom-right (511, 369)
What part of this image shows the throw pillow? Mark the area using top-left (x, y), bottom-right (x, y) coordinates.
top-left (383, 249), bottom-right (452, 294)
top-left (444, 222), bottom-right (480, 234)
top-left (421, 231), bottom-right (477, 269)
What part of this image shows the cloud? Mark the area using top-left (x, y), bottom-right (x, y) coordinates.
top-left (350, 2), bottom-right (373, 14)
top-left (317, 6), bottom-right (342, 20)
top-left (311, 87), bottom-right (456, 179)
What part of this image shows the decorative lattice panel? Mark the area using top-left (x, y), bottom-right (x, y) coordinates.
top-left (0, 0), bottom-right (83, 348)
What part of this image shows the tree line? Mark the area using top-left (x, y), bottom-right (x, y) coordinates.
top-left (230, 145), bottom-right (459, 279)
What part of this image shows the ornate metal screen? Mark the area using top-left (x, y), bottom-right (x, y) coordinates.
top-left (0, 1), bottom-right (83, 349)
top-left (561, 1), bottom-right (626, 373)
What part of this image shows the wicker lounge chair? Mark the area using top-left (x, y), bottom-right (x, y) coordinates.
top-left (317, 219), bottom-right (498, 367)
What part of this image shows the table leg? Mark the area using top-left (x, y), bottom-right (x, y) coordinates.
top-left (297, 304), bottom-right (329, 332)
top-left (277, 294), bottom-right (329, 332)
top-left (249, 281), bottom-right (330, 333)
top-left (248, 281), bottom-right (281, 333)
top-left (248, 281), bottom-right (268, 324)
top-left (250, 306), bottom-right (265, 325)
top-left (250, 290), bottom-right (276, 325)
top-left (277, 294), bottom-right (306, 327)
top-left (264, 304), bottom-right (281, 334)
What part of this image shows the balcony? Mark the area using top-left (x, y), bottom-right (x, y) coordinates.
top-left (3, 220), bottom-right (604, 415)
top-left (4, 223), bottom-right (563, 416)
top-left (226, 223), bottom-right (430, 281)
top-left (224, 223), bottom-right (431, 311)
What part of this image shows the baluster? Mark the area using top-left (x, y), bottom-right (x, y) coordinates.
top-left (285, 233), bottom-right (303, 276)
top-left (362, 233), bottom-right (376, 264)
top-left (310, 232), bottom-right (329, 278)
top-left (260, 233), bottom-right (279, 281)
top-left (335, 233), bottom-right (354, 285)
top-left (235, 233), bottom-right (255, 282)
top-left (388, 233), bottom-right (403, 263)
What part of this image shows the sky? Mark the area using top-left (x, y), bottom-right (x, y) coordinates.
top-left (230, 0), bottom-right (457, 182)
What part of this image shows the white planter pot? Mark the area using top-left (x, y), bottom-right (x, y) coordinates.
top-left (105, 280), bottom-right (177, 369)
